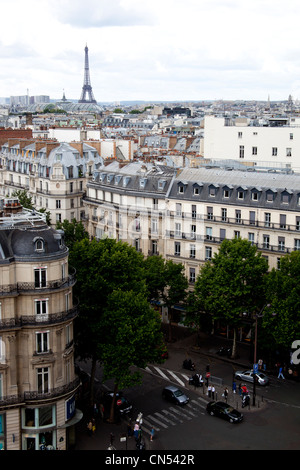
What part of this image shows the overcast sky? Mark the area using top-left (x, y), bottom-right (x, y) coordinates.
top-left (2, 0), bottom-right (300, 103)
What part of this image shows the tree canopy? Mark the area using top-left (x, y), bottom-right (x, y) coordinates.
top-left (69, 238), bottom-right (165, 418)
top-left (263, 250), bottom-right (300, 349)
top-left (189, 238), bottom-right (269, 357)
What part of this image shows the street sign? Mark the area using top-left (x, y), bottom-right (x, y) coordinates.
top-left (253, 363), bottom-right (258, 373)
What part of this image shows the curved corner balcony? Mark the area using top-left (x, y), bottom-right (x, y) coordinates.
top-left (0, 269), bottom-right (76, 297)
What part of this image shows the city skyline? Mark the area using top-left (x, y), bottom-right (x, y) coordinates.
top-left (2, 0), bottom-right (300, 103)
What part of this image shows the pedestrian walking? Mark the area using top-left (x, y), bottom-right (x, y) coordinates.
top-left (232, 380), bottom-right (236, 394)
top-left (211, 385), bottom-right (215, 400)
top-left (238, 383), bottom-right (242, 396)
top-left (278, 366), bottom-right (285, 379)
top-left (150, 428), bottom-right (155, 442)
top-left (223, 387), bottom-right (228, 401)
top-left (134, 422), bottom-right (139, 440)
top-left (207, 384), bottom-right (211, 397)
top-left (87, 420), bottom-right (93, 437)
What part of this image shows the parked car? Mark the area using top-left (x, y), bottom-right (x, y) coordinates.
top-left (206, 401), bottom-right (243, 423)
top-left (162, 385), bottom-right (189, 405)
top-left (235, 370), bottom-right (269, 386)
top-left (101, 391), bottom-right (133, 419)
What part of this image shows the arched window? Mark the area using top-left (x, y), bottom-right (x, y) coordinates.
top-left (33, 237), bottom-right (45, 252)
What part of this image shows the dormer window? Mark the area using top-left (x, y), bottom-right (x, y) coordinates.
top-left (281, 191), bottom-right (291, 204)
top-left (177, 181), bottom-right (187, 194)
top-left (209, 184), bottom-right (219, 197)
top-left (223, 185), bottom-right (233, 198)
top-left (158, 179), bottom-right (166, 191)
top-left (33, 237), bottom-right (45, 252)
top-left (139, 178), bottom-right (147, 189)
top-left (266, 190), bottom-right (276, 202)
top-left (193, 183), bottom-right (203, 196)
top-left (123, 176), bottom-right (131, 187)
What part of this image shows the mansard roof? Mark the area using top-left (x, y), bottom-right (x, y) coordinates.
top-left (169, 166), bottom-right (300, 210)
top-left (90, 161), bottom-right (175, 196)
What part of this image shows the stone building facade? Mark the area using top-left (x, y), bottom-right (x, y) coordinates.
top-left (0, 199), bottom-right (80, 450)
top-left (0, 138), bottom-right (104, 227)
top-left (84, 161), bottom-right (300, 313)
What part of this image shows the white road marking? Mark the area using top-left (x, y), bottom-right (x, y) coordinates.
top-left (168, 370), bottom-right (185, 387)
top-left (154, 412), bottom-right (176, 426)
top-left (147, 414), bottom-right (168, 428)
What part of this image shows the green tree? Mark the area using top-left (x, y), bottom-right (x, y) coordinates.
top-left (101, 289), bottom-right (164, 422)
top-left (11, 189), bottom-right (34, 209)
top-left (70, 238), bottom-right (149, 404)
top-left (143, 255), bottom-right (166, 302)
top-left (11, 189), bottom-right (51, 224)
top-left (263, 251), bottom-right (300, 351)
top-left (144, 256), bottom-right (188, 341)
top-left (191, 238), bottom-right (269, 357)
top-left (56, 218), bottom-right (89, 251)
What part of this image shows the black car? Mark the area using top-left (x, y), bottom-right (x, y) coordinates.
top-left (206, 401), bottom-right (243, 423)
top-left (101, 391), bottom-right (132, 420)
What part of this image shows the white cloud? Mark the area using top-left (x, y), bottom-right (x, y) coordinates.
top-left (2, 0), bottom-right (300, 101)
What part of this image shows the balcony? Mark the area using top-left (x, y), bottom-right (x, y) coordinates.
top-left (17, 270), bottom-right (76, 293)
top-left (0, 305), bottom-right (79, 331)
top-left (0, 377), bottom-right (82, 408)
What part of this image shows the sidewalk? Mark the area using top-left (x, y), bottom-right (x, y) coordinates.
top-left (74, 401), bottom-right (163, 451)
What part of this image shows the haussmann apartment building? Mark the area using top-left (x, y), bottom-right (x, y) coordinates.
top-left (0, 198), bottom-right (80, 450)
top-left (84, 159), bottom-right (300, 325)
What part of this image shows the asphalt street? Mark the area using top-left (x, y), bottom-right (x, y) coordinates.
top-left (74, 329), bottom-right (300, 451)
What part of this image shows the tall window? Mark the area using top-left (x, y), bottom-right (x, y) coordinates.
top-left (36, 332), bottom-right (49, 353)
top-left (239, 145), bottom-right (244, 158)
top-left (175, 223), bottom-right (181, 237)
top-left (189, 268), bottom-right (196, 283)
top-left (151, 218), bottom-right (158, 234)
top-left (37, 367), bottom-right (49, 394)
top-left (205, 246), bottom-right (212, 260)
top-left (151, 240), bottom-right (158, 255)
top-left (190, 225), bottom-right (196, 239)
top-left (264, 213), bottom-right (271, 227)
top-left (206, 227), bottom-right (212, 240)
top-left (221, 208), bottom-right (227, 222)
top-left (263, 235), bottom-right (270, 249)
top-left (0, 337), bottom-right (4, 363)
top-left (190, 244), bottom-right (196, 259)
top-left (35, 299), bottom-right (48, 317)
top-left (34, 268), bottom-right (46, 288)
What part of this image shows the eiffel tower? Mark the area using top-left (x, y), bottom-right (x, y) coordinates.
top-left (79, 44), bottom-right (97, 104)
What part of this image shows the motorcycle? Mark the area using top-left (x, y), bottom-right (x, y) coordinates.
top-left (216, 346), bottom-right (232, 358)
top-left (183, 359), bottom-right (195, 371)
top-left (189, 373), bottom-right (204, 387)
top-left (242, 394), bottom-right (250, 408)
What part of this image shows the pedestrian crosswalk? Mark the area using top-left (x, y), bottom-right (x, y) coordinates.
top-left (139, 395), bottom-right (207, 438)
top-left (145, 364), bottom-right (191, 387)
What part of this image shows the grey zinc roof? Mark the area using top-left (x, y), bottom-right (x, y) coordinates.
top-left (176, 167), bottom-right (300, 192)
